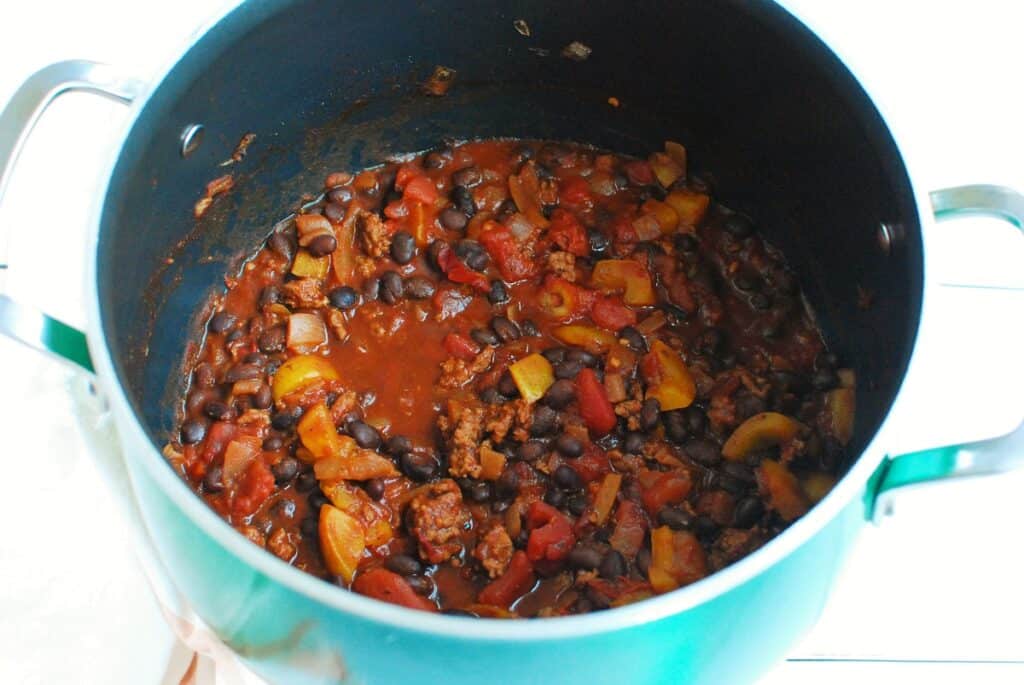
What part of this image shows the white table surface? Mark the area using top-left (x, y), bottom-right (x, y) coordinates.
top-left (1, 1), bottom-right (1022, 683)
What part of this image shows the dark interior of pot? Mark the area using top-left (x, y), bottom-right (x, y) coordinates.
top-left (96, 0), bottom-right (922, 470)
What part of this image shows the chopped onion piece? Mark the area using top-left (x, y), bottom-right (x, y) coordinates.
top-left (506, 212), bottom-right (535, 240)
top-left (222, 435), bottom-right (262, 481)
top-left (287, 313), bottom-right (327, 351)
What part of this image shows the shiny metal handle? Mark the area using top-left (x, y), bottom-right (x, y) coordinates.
top-left (0, 60), bottom-right (145, 372)
top-left (870, 184), bottom-right (1024, 520)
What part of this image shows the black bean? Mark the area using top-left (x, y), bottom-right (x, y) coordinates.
top-left (663, 410), bottom-right (688, 443)
top-left (452, 185), bottom-right (476, 217)
top-left (480, 387), bottom-right (504, 405)
top-left (623, 432), bottom-right (646, 455)
top-left (268, 230), bottom-right (297, 261)
top-left (452, 166), bottom-right (482, 187)
top-left (554, 359), bottom-right (583, 380)
top-left (487, 280), bottom-right (509, 305)
top-left (272, 457), bottom-right (300, 484)
top-left (328, 286), bottom-right (359, 310)
top-left (658, 507), bottom-right (694, 531)
top-left (271, 406), bottom-right (303, 431)
top-left (323, 202), bottom-right (346, 223)
top-left (348, 421), bottom-right (381, 449)
top-left (723, 213), bottom-right (754, 238)
top-left (674, 233), bottom-right (698, 253)
top-left (242, 352), bottom-right (268, 367)
top-left (203, 464), bottom-right (224, 493)
top-left (209, 311), bottom-right (237, 334)
top-left (694, 515), bottom-right (719, 541)
top-left (424, 148), bottom-right (453, 169)
top-left (203, 401), bottom-right (233, 421)
top-left (406, 575), bottom-right (434, 596)
top-left (566, 349), bottom-right (598, 367)
top-left (468, 481), bottom-right (493, 503)
top-left (816, 351), bottom-right (839, 371)
top-left (695, 328), bottom-right (724, 355)
top-left (568, 545), bottom-right (604, 570)
top-left (733, 497), bottom-right (765, 528)
top-left (327, 186), bottom-right (353, 204)
top-left (180, 419), bottom-right (206, 445)
top-left (224, 363), bottom-right (262, 383)
top-left (308, 490), bottom-right (329, 510)
top-left (365, 478), bottom-right (386, 500)
top-left (272, 498), bottom-right (297, 519)
top-left (456, 240), bottom-right (489, 271)
top-left (639, 399), bottom-right (661, 431)
top-left (599, 550), bottom-right (627, 579)
top-left (539, 348), bottom-right (564, 366)
top-left (721, 461), bottom-right (756, 484)
top-left (496, 469), bottom-right (520, 499)
top-left (635, 547), bottom-right (651, 576)
top-left (749, 292), bottom-right (772, 311)
top-left (553, 464), bottom-right (583, 491)
top-left (685, 407), bottom-right (708, 434)
top-left (404, 275), bottom-right (436, 300)
top-left (439, 207), bottom-right (468, 232)
top-left (471, 328), bottom-right (500, 346)
top-left (554, 433), bottom-right (583, 459)
top-left (520, 319), bottom-right (540, 337)
top-left (619, 326), bottom-right (647, 353)
top-left (811, 368), bottom-right (839, 391)
top-left (253, 383), bottom-right (273, 409)
top-left (516, 440), bottom-right (546, 461)
top-left (258, 286), bottom-right (281, 308)
top-left (300, 515), bottom-right (319, 537)
top-left (307, 233), bottom-right (338, 257)
top-left (544, 487), bottom-right (567, 508)
top-left (531, 405), bottom-right (560, 437)
top-left (565, 494), bottom-right (586, 517)
top-left (588, 229), bottom-right (610, 257)
top-left (498, 371), bottom-right (519, 398)
top-left (378, 270), bottom-right (404, 304)
top-left (386, 554), bottom-right (423, 576)
top-left (401, 452), bottom-right (438, 482)
top-left (263, 436), bottom-right (284, 451)
top-left (258, 326), bottom-right (286, 353)
top-left (734, 274), bottom-right (759, 292)
top-left (390, 231), bottom-right (416, 264)
top-left (685, 439), bottom-right (721, 466)
top-left (735, 393), bottom-right (767, 420)
top-left (385, 435), bottom-right (412, 457)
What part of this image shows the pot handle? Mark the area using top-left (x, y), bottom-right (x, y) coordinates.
top-left (869, 185), bottom-right (1024, 521)
top-left (0, 60), bottom-right (145, 373)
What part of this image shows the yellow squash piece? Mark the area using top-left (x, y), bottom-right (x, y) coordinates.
top-left (757, 459), bottom-right (809, 522)
top-left (640, 340), bottom-right (696, 411)
top-left (664, 190), bottom-right (709, 230)
top-left (297, 404), bottom-right (351, 462)
top-left (552, 325), bottom-right (619, 354)
top-left (648, 526), bottom-right (707, 594)
top-left (291, 249), bottom-right (330, 279)
top-left (592, 473), bottom-right (622, 526)
top-left (721, 412), bottom-right (804, 462)
top-left (591, 259), bottom-right (656, 306)
top-left (319, 504), bottom-right (366, 582)
top-left (641, 198), bottom-right (679, 234)
top-left (508, 353), bottom-right (555, 404)
top-left (271, 354), bottom-right (340, 402)
top-left (479, 443), bottom-right (507, 481)
top-left (825, 387), bottom-right (855, 445)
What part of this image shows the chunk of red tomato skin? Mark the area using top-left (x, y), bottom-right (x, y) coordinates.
top-left (559, 176), bottom-right (594, 208)
top-left (403, 175), bottom-right (440, 206)
top-left (525, 501), bottom-right (576, 564)
top-left (478, 550), bottom-right (536, 607)
top-left (547, 208), bottom-right (590, 256)
top-left (443, 332), bottom-right (480, 361)
top-left (608, 499), bottom-right (648, 557)
top-left (352, 568), bottom-right (438, 612)
top-left (641, 471), bottom-right (693, 518)
top-left (590, 294), bottom-right (637, 332)
top-left (569, 444), bottom-right (612, 483)
top-left (394, 164), bottom-right (420, 190)
top-left (575, 368), bottom-right (618, 436)
top-left (188, 421), bottom-right (237, 479)
top-left (432, 286), bottom-right (473, 320)
top-left (479, 223), bottom-right (537, 282)
top-left (229, 458), bottom-right (275, 519)
top-left (622, 160), bottom-right (655, 186)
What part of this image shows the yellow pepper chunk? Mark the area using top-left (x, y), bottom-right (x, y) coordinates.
top-left (291, 249), bottom-right (330, 279)
top-left (296, 404), bottom-right (350, 462)
top-left (825, 388), bottom-right (855, 445)
top-left (592, 259), bottom-right (656, 306)
top-left (508, 353), bottom-right (555, 404)
top-left (640, 340), bottom-right (696, 411)
top-left (757, 460), bottom-right (809, 522)
top-left (641, 198), bottom-right (679, 234)
top-left (664, 190), bottom-right (709, 231)
top-left (648, 152), bottom-right (683, 188)
top-left (271, 354), bottom-right (340, 402)
top-left (552, 325), bottom-right (619, 353)
top-left (319, 504), bottom-right (366, 582)
top-left (721, 412), bottom-right (804, 462)
top-left (648, 525), bottom-right (707, 594)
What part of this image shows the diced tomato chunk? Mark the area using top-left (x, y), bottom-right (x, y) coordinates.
top-left (478, 550), bottom-right (535, 607)
top-left (188, 421), bottom-right (237, 479)
top-left (479, 222), bottom-right (537, 282)
top-left (403, 175), bottom-right (440, 205)
top-left (622, 160), bottom-right (654, 186)
top-left (394, 164), bottom-right (419, 190)
top-left (547, 208), bottom-right (589, 256)
top-left (559, 176), bottom-right (593, 207)
top-left (383, 200), bottom-right (408, 220)
top-left (230, 459), bottom-right (275, 519)
top-left (641, 471), bottom-right (693, 517)
top-left (443, 332), bottom-right (480, 361)
top-left (525, 502), bottom-right (576, 564)
top-left (569, 444), bottom-right (612, 483)
top-left (590, 294), bottom-right (637, 331)
top-left (353, 568), bottom-right (437, 612)
top-left (576, 368), bottom-right (617, 436)
top-left (608, 500), bottom-right (648, 557)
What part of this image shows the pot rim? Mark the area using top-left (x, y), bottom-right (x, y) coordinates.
top-left (83, 0), bottom-right (927, 642)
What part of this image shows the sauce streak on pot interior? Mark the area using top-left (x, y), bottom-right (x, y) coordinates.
top-left (164, 139), bottom-right (856, 617)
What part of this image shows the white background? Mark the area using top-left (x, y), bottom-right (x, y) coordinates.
top-left (1, 1), bottom-right (1022, 683)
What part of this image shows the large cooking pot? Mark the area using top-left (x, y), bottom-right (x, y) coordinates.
top-left (1, 1), bottom-right (1021, 683)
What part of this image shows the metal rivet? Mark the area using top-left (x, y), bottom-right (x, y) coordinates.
top-left (180, 124), bottom-right (204, 158)
top-left (877, 222), bottom-right (901, 255)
